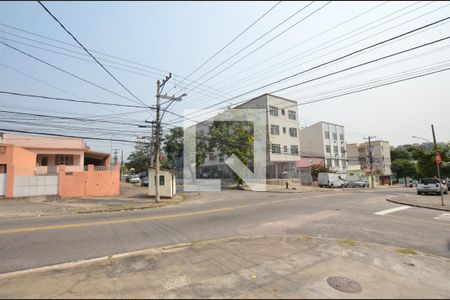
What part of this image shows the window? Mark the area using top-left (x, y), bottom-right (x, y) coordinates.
top-left (289, 128), bottom-right (297, 137)
top-left (326, 159), bottom-right (332, 167)
top-left (333, 146), bottom-right (338, 153)
top-left (270, 125), bottom-right (280, 135)
top-left (288, 110), bottom-right (296, 120)
top-left (339, 133), bottom-right (344, 140)
top-left (283, 145), bottom-right (288, 153)
top-left (37, 156), bottom-right (48, 166)
top-left (269, 106), bottom-right (278, 116)
top-left (209, 152), bottom-right (215, 161)
top-left (326, 145), bottom-right (331, 153)
top-left (154, 175), bottom-right (165, 186)
top-left (272, 144), bottom-right (281, 153)
top-left (324, 131), bottom-right (330, 139)
top-left (342, 161), bottom-right (347, 168)
top-left (219, 156), bottom-right (224, 162)
top-left (283, 127), bottom-right (286, 134)
top-left (55, 155), bottom-right (74, 166)
top-left (341, 147), bottom-right (346, 154)
top-left (335, 159), bottom-right (340, 167)
top-left (281, 109), bottom-right (285, 115)
top-left (291, 145), bottom-right (299, 154)
top-left (332, 132), bottom-right (337, 140)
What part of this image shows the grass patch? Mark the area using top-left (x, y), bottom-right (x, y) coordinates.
top-left (396, 248), bottom-right (417, 255)
top-left (338, 239), bottom-right (358, 246)
top-left (296, 235), bottom-right (315, 241)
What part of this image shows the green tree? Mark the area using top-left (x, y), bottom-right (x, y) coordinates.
top-left (311, 164), bottom-right (330, 180)
top-left (390, 148), bottom-right (412, 161)
top-left (391, 159), bottom-right (417, 186)
top-left (411, 144), bottom-right (450, 178)
top-left (208, 121), bottom-right (254, 185)
top-left (125, 139), bottom-right (151, 173)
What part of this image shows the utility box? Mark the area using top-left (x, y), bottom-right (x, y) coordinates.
top-left (148, 167), bottom-right (177, 198)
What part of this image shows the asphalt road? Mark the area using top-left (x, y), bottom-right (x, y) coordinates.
top-left (0, 187), bottom-right (449, 274)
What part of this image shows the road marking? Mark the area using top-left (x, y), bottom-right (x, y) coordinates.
top-left (374, 205), bottom-right (411, 215)
top-left (434, 213), bottom-right (450, 221)
top-left (0, 207), bottom-right (234, 235)
top-left (386, 214), bottom-right (450, 227)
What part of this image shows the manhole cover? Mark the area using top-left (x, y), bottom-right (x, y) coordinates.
top-left (326, 276), bottom-right (362, 293)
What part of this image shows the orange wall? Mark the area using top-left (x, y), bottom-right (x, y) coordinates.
top-left (59, 165), bottom-right (120, 198)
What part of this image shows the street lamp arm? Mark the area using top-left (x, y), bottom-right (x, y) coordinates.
top-left (412, 136), bottom-right (432, 143)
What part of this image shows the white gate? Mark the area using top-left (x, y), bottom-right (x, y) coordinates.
top-left (0, 174), bottom-right (5, 196)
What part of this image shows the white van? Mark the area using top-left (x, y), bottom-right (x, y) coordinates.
top-left (318, 172), bottom-right (345, 188)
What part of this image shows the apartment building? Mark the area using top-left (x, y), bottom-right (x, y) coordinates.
top-left (298, 121), bottom-right (348, 173)
top-left (347, 140), bottom-right (392, 176)
top-left (196, 93), bottom-right (301, 179)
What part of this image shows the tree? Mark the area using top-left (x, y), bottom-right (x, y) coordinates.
top-left (390, 148), bottom-right (411, 161)
top-left (208, 121), bottom-right (254, 185)
top-left (310, 164), bottom-right (330, 180)
top-left (411, 144), bottom-right (450, 178)
top-left (125, 139), bottom-right (152, 173)
top-left (391, 159), bottom-right (417, 186)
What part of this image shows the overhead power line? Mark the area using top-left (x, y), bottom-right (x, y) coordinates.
top-left (0, 91), bottom-right (148, 108)
top-left (37, 1), bottom-right (147, 107)
top-left (0, 128), bottom-right (144, 144)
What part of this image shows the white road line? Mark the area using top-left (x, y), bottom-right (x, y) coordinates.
top-left (374, 206), bottom-right (411, 216)
top-left (433, 213), bottom-right (450, 221)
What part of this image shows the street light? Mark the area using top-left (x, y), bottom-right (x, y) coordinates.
top-left (412, 136), bottom-right (432, 143)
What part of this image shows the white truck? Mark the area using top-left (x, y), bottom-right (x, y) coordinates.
top-left (318, 172), bottom-right (346, 188)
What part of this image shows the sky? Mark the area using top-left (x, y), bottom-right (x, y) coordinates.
top-left (0, 1), bottom-right (449, 160)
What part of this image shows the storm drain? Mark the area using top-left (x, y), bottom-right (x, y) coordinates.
top-left (326, 276), bottom-right (362, 293)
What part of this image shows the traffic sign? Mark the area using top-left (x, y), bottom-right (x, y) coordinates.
top-left (435, 152), bottom-right (442, 164)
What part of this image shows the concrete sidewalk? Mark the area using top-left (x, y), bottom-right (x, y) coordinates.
top-left (387, 194), bottom-right (450, 211)
top-left (0, 235), bottom-right (449, 299)
top-left (0, 183), bottom-right (185, 219)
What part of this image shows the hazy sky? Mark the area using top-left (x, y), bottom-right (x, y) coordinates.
top-left (0, 1), bottom-right (449, 159)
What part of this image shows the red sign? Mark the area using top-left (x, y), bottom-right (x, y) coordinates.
top-left (435, 152), bottom-right (442, 164)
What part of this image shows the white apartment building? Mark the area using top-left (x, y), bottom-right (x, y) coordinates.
top-left (196, 94), bottom-right (301, 179)
top-left (298, 121), bottom-right (348, 173)
top-left (347, 140), bottom-right (392, 176)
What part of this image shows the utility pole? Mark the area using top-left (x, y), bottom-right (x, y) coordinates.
top-left (120, 149), bottom-right (123, 182)
top-left (152, 73), bottom-right (186, 203)
top-left (364, 136), bottom-right (376, 188)
top-left (112, 149), bottom-right (119, 165)
top-left (431, 124), bottom-right (444, 206)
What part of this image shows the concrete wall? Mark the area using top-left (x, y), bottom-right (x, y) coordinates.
top-left (13, 175), bottom-right (58, 197)
top-left (59, 165), bottom-right (120, 198)
top-left (299, 122), bottom-right (324, 157)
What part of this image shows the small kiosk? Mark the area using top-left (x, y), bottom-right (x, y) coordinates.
top-left (148, 167), bottom-right (177, 198)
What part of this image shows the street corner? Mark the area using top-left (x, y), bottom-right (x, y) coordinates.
top-left (0, 235), bottom-right (449, 299)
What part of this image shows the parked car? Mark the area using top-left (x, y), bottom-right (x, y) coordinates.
top-left (416, 178), bottom-right (448, 195)
top-left (331, 179), bottom-right (345, 188)
top-left (141, 176), bottom-right (149, 187)
top-left (129, 175), bottom-right (141, 184)
top-left (125, 174), bottom-right (132, 182)
top-left (354, 179), bottom-right (368, 188)
top-left (407, 179), bottom-right (418, 188)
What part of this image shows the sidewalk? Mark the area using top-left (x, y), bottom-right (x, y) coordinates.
top-left (0, 235), bottom-right (448, 298)
top-left (0, 182), bottom-right (185, 219)
top-left (387, 193), bottom-right (450, 211)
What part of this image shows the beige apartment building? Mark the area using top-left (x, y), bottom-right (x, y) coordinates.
top-left (347, 140), bottom-right (392, 176)
top-left (196, 93), bottom-right (301, 179)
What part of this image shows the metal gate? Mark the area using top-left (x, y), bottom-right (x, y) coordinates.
top-left (0, 164), bottom-right (6, 196)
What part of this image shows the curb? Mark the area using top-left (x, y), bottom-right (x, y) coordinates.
top-left (386, 198), bottom-right (450, 212)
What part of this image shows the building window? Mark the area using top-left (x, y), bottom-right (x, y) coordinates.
top-left (333, 146), bottom-right (338, 153)
top-left (326, 145), bottom-right (331, 153)
top-left (341, 147), bottom-right (346, 154)
top-left (272, 144), bottom-right (281, 153)
top-left (219, 156), bottom-right (224, 162)
top-left (55, 155), bottom-right (74, 166)
top-left (339, 133), bottom-right (344, 140)
top-left (324, 131), bottom-right (330, 139)
top-left (289, 128), bottom-right (297, 137)
top-left (160, 175), bottom-right (165, 186)
top-left (281, 109), bottom-right (285, 115)
top-left (209, 152), bottom-right (215, 161)
top-left (283, 145), bottom-right (288, 153)
top-left (283, 127), bottom-right (286, 134)
top-left (326, 159), bottom-right (332, 167)
top-left (288, 110), bottom-right (296, 120)
top-left (269, 106), bottom-right (278, 116)
top-left (270, 125), bottom-right (280, 135)
top-left (291, 145), bottom-right (299, 154)
top-left (335, 159), bottom-right (340, 167)
top-left (342, 161), bottom-right (347, 168)
top-left (37, 155), bottom-right (48, 166)
top-left (332, 132), bottom-right (337, 140)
